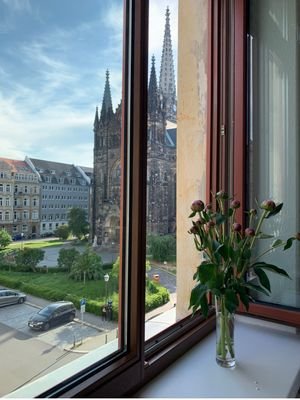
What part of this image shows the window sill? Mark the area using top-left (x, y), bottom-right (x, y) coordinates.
top-left (136, 315), bottom-right (300, 398)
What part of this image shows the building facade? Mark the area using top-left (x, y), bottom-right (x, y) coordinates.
top-left (92, 7), bottom-right (177, 247)
top-left (0, 157), bottom-right (40, 238)
top-left (26, 158), bottom-right (90, 236)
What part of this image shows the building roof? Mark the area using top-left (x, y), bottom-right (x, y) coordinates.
top-left (28, 158), bottom-right (87, 185)
top-left (0, 157), bottom-right (35, 174)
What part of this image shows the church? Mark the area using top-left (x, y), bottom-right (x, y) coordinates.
top-left (92, 7), bottom-right (177, 247)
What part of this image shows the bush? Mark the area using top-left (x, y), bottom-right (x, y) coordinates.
top-left (145, 283), bottom-right (170, 312)
top-left (57, 248), bottom-right (80, 272)
top-left (54, 225), bottom-right (70, 240)
top-left (14, 248), bottom-right (45, 272)
top-left (0, 229), bottom-right (12, 251)
top-left (69, 248), bottom-right (103, 283)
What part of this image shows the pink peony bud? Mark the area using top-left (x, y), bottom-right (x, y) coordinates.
top-left (232, 223), bottom-right (242, 232)
top-left (245, 227), bottom-right (255, 237)
top-left (295, 232), bottom-right (300, 241)
top-left (260, 199), bottom-right (276, 211)
top-left (189, 226), bottom-right (198, 234)
top-left (205, 203), bottom-right (213, 211)
top-left (191, 200), bottom-right (205, 212)
top-left (231, 200), bottom-right (240, 209)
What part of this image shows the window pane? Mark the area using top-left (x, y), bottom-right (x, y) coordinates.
top-left (248, 0), bottom-right (300, 308)
top-left (145, 0), bottom-right (209, 340)
top-left (0, 0), bottom-right (124, 396)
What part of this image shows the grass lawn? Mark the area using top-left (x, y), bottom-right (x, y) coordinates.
top-left (8, 239), bottom-right (69, 250)
top-left (0, 270), bottom-right (118, 302)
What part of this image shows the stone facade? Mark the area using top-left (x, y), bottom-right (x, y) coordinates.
top-left (0, 157), bottom-right (40, 239)
top-left (92, 7), bottom-right (177, 247)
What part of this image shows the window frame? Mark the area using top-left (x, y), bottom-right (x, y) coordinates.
top-left (13, 0), bottom-right (300, 397)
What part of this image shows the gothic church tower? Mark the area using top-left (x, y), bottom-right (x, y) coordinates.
top-left (92, 7), bottom-right (176, 247)
top-left (92, 70), bottom-right (121, 246)
top-left (159, 6), bottom-right (177, 123)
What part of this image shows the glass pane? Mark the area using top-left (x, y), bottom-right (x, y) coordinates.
top-left (145, 0), bottom-right (209, 340)
top-left (248, 0), bottom-right (300, 308)
top-left (0, 0), bottom-right (124, 396)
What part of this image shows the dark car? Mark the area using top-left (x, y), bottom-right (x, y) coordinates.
top-left (0, 289), bottom-right (26, 306)
top-left (28, 301), bottom-right (76, 331)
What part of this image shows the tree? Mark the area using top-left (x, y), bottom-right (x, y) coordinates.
top-left (148, 234), bottom-right (176, 262)
top-left (14, 248), bottom-right (45, 272)
top-left (67, 208), bottom-right (89, 240)
top-left (111, 257), bottom-right (150, 280)
top-left (69, 247), bottom-right (103, 284)
top-left (57, 248), bottom-right (80, 272)
top-left (54, 225), bottom-right (70, 240)
top-left (0, 229), bottom-right (12, 251)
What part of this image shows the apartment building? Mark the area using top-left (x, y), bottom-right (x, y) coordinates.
top-left (0, 158), bottom-right (40, 238)
top-left (26, 157), bottom-right (90, 236)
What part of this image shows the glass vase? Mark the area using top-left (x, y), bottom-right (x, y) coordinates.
top-left (215, 295), bottom-right (236, 368)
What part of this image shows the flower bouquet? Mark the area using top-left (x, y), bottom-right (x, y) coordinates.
top-left (188, 191), bottom-right (299, 368)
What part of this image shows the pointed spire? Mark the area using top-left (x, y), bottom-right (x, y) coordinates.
top-left (148, 55), bottom-right (159, 116)
top-left (100, 70), bottom-right (113, 122)
top-left (159, 6), bottom-right (177, 122)
top-left (94, 106), bottom-right (99, 131)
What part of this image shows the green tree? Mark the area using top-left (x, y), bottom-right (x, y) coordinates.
top-left (111, 257), bottom-right (150, 279)
top-left (57, 248), bottom-right (80, 272)
top-left (0, 229), bottom-right (12, 251)
top-left (54, 225), bottom-right (70, 240)
top-left (69, 247), bottom-right (103, 284)
top-left (148, 234), bottom-right (176, 262)
top-left (68, 208), bottom-right (89, 240)
top-left (14, 248), bottom-right (45, 272)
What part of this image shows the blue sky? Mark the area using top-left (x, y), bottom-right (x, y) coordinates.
top-left (0, 0), bottom-right (177, 167)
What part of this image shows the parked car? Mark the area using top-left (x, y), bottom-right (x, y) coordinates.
top-left (28, 301), bottom-right (76, 331)
top-left (0, 289), bottom-right (26, 307)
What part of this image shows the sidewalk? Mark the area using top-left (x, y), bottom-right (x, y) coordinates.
top-left (67, 293), bottom-right (177, 352)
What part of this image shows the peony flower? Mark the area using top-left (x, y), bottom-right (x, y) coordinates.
top-left (232, 223), bottom-right (242, 232)
top-left (260, 199), bottom-right (276, 211)
top-left (231, 200), bottom-right (240, 209)
top-left (191, 200), bottom-right (205, 212)
top-left (245, 227), bottom-right (255, 237)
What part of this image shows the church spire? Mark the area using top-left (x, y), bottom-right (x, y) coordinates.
top-left (94, 106), bottom-right (99, 131)
top-left (148, 55), bottom-right (159, 117)
top-left (100, 70), bottom-right (113, 122)
top-left (159, 6), bottom-right (177, 122)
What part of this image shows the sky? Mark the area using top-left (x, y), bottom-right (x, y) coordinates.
top-left (0, 0), bottom-right (178, 168)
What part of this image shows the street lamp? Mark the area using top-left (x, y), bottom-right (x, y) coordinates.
top-left (104, 273), bottom-right (109, 304)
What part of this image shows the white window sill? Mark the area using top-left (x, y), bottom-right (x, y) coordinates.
top-left (136, 315), bottom-right (300, 398)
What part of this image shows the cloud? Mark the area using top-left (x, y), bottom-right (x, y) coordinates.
top-left (1, 0), bottom-right (32, 13)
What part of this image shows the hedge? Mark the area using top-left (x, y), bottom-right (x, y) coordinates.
top-left (0, 274), bottom-right (170, 320)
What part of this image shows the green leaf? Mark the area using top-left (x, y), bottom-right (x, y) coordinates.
top-left (189, 283), bottom-right (207, 310)
top-left (216, 213), bottom-right (226, 225)
top-left (251, 262), bottom-right (291, 279)
top-left (198, 263), bottom-right (217, 284)
top-left (236, 285), bottom-right (249, 311)
top-left (243, 282), bottom-right (270, 296)
top-left (216, 243), bottom-right (229, 261)
top-left (227, 208), bottom-right (234, 217)
top-left (284, 237), bottom-right (295, 251)
top-left (271, 239), bottom-right (284, 248)
top-left (189, 211), bottom-right (196, 218)
top-left (257, 233), bottom-right (274, 239)
top-left (200, 294), bottom-right (209, 317)
top-left (253, 267), bottom-right (271, 292)
top-left (266, 203), bottom-right (283, 218)
top-left (224, 289), bottom-right (239, 313)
